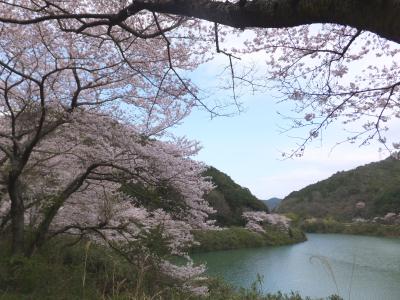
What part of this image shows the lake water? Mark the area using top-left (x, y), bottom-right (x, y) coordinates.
top-left (192, 234), bottom-right (400, 300)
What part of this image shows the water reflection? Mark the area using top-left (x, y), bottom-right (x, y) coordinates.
top-left (192, 234), bottom-right (400, 300)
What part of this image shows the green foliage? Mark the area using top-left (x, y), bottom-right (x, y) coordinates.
top-left (283, 213), bottom-right (302, 227)
top-left (301, 219), bottom-right (346, 234)
top-left (301, 218), bottom-right (400, 237)
top-left (192, 228), bottom-right (266, 252)
top-left (374, 186), bottom-right (400, 215)
top-left (278, 156), bottom-right (400, 220)
top-left (191, 227), bottom-right (306, 253)
top-left (204, 167), bottom-right (268, 226)
top-left (205, 276), bottom-right (342, 300)
top-left (117, 224), bottom-right (174, 268)
top-left (121, 182), bottom-right (188, 216)
top-left (0, 238), bottom-right (126, 299)
top-left (0, 235), bottom-right (192, 300)
top-left (121, 166), bottom-right (269, 227)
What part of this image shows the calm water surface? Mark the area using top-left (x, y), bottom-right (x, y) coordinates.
top-left (192, 234), bottom-right (400, 300)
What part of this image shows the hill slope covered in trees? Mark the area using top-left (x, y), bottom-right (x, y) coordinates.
top-left (204, 167), bottom-right (268, 226)
top-left (123, 166), bottom-right (268, 227)
top-left (278, 156), bottom-right (400, 220)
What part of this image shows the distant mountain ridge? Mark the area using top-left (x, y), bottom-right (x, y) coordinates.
top-left (204, 166), bottom-right (268, 226)
top-left (262, 198), bottom-right (282, 211)
top-left (277, 156), bottom-right (400, 220)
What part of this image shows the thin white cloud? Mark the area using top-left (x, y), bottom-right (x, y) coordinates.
top-left (246, 145), bottom-right (383, 199)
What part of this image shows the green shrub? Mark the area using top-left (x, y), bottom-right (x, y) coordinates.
top-left (301, 219), bottom-right (400, 237)
top-left (191, 227), bottom-right (306, 253)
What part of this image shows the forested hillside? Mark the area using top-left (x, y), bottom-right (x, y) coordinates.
top-left (123, 166), bottom-right (268, 227)
top-left (278, 156), bottom-right (400, 220)
top-left (204, 167), bottom-right (269, 226)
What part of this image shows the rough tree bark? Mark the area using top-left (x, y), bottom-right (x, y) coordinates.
top-left (132, 0), bottom-right (400, 43)
top-left (1, 1), bottom-right (399, 43)
top-left (8, 168), bottom-right (25, 255)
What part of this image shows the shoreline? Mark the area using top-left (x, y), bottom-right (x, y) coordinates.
top-left (191, 226), bottom-right (307, 253)
top-left (301, 220), bottom-right (400, 238)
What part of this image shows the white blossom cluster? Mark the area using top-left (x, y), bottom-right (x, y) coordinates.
top-left (242, 211), bottom-right (291, 233)
top-left (160, 261), bottom-right (208, 296)
top-left (0, 113), bottom-right (213, 294)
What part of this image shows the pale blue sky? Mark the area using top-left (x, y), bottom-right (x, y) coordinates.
top-left (172, 60), bottom-right (388, 200)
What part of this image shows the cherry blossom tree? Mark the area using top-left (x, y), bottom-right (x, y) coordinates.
top-left (242, 211), bottom-right (290, 233)
top-left (1, 0), bottom-right (400, 258)
top-left (0, 3), bottom-right (216, 257)
top-left (1, 1), bottom-right (399, 152)
top-left (0, 9), bottom-right (219, 293)
top-left (0, 108), bottom-right (213, 293)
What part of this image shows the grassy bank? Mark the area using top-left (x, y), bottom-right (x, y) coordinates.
top-left (0, 235), bottom-right (341, 300)
top-left (0, 237), bottom-right (155, 299)
top-left (205, 277), bottom-right (341, 300)
top-left (191, 226), bottom-right (306, 253)
top-left (302, 219), bottom-right (400, 237)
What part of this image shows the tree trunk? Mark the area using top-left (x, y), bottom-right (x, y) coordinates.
top-left (27, 200), bottom-right (60, 256)
top-left (27, 168), bottom-right (95, 256)
top-left (8, 176), bottom-right (25, 255)
top-left (133, 0), bottom-right (400, 44)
